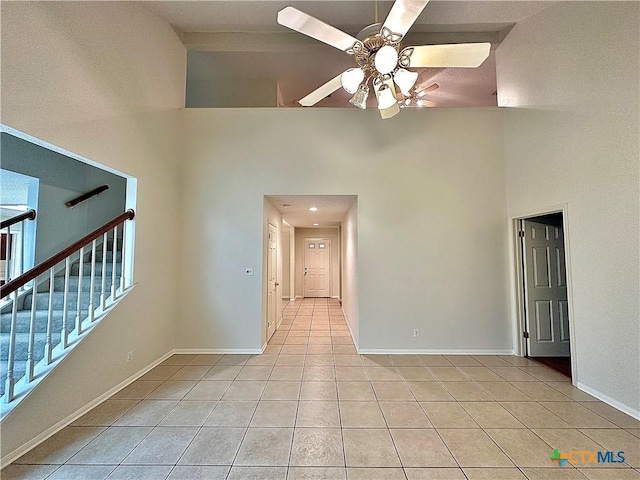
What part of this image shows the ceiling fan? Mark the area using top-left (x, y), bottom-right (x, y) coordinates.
top-left (277, 0), bottom-right (490, 119)
top-left (400, 82), bottom-right (439, 108)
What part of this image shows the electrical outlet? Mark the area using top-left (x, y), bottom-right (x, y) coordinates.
top-left (127, 351), bottom-right (133, 363)
top-left (413, 329), bottom-right (420, 338)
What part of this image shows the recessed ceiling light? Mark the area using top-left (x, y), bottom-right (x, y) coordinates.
top-left (313, 223), bottom-right (319, 226)
top-left (309, 207), bottom-right (318, 212)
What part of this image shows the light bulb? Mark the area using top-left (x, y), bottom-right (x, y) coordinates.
top-left (349, 84), bottom-right (369, 109)
top-left (374, 45), bottom-right (398, 74)
top-left (417, 99), bottom-right (425, 107)
top-left (393, 68), bottom-right (418, 96)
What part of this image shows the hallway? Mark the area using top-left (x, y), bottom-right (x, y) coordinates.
top-left (2, 298), bottom-right (639, 479)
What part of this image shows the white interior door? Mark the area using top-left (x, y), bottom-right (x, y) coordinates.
top-left (304, 238), bottom-right (330, 298)
top-left (267, 223), bottom-right (277, 340)
top-left (523, 219), bottom-right (570, 357)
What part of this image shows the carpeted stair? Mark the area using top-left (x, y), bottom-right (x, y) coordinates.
top-left (0, 241), bottom-right (121, 397)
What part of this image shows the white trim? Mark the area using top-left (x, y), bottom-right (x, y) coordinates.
top-left (357, 349), bottom-right (515, 355)
top-left (295, 295), bottom-right (303, 299)
top-left (0, 124), bottom-right (131, 179)
top-left (172, 348), bottom-right (263, 354)
top-left (576, 382), bottom-right (640, 421)
top-left (0, 347), bottom-right (172, 468)
top-left (509, 204), bottom-right (579, 386)
top-left (331, 296), bottom-right (341, 300)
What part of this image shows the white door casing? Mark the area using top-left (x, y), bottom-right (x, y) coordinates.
top-left (522, 219), bottom-right (570, 357)
top-left (267, 223), bottom-right (278, 340)
top-left (304, 238), bottom-right (330, 297)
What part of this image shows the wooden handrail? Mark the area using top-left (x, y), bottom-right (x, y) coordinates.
top-left (0, 209), bottom-right (36, 229)
top-left (65, 185), bottom-right (109, 208)
top-left (0, 209), bottom-right (134, 298)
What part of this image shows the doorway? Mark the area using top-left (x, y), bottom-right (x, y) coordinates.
top-left (303, 238), bottom-right (331, 298)
top-left (516, 211), bottom-right (573, 379)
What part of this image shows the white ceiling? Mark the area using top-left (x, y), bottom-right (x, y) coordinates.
top-left (266, 195), bottom-right (357, 227)
top-left (139, 1), bottom-right (552, 108)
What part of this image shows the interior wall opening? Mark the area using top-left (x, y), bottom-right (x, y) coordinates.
top-left (263, 195), bottom-right (358, 347)
top-left (515, 210), bottom-right (574, 381)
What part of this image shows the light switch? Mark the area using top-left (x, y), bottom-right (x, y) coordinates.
top-left (245, 267), bottom-right (254, 276)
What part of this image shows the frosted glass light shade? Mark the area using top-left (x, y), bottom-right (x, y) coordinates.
top-left (341, 68), bottom-right (365, 94)
top-left (376, 84), bottom-right (397, 110)
top-left (374, 45), bottom-right (399, 74)
top-left (394, 68), bottom-right (418, 95)
top-left (349, 84), bottom-right (369, 109)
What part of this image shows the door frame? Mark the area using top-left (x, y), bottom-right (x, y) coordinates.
top-left (266, 221), bottom-right (278, 341)
top-left (510, 203), bottom-right (578, 385)
top-left (302, 237), bottom-right (332, 298)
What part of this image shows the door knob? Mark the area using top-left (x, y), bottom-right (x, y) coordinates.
top-left (275, 282), bottom-right (280, 286)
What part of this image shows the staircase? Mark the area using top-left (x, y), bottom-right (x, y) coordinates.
top-left (0, 239), bottom-right (122, 398)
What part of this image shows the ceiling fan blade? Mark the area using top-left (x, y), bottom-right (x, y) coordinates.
top-left (400, 43), bottom-right (491, 68)
top-left (298, 73), bottom-right (344, 107)
top-left (277, 6), bottom-right (362, 53)
top-left (422, 83), bottom-right (440, 94)
top-left (381, 0), bottom-right (430, 39)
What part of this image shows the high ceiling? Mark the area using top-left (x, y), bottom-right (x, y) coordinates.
top-left (140, 1), bottom-right (551, 108)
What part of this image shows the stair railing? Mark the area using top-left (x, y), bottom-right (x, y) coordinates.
top-left (1, 209), bottom-right (135, 403)
top-left (1, 209), bottom-right (37, 288)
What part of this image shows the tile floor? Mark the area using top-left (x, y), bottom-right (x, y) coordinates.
top-left (2, 298), bottom-right (639, 480)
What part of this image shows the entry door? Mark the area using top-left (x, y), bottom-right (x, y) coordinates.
top-left (522, 219), bottom-right (570, 357)
top-left (267, 223), bottom-right (277, 340)
top-left (304, 239), bottom-right (330, 297)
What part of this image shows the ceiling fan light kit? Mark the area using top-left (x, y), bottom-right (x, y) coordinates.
top-left (341, 68), bottom-right (365, 94)
top-left (349, 84), bottom-right (370, 109)
top-left (393, 68), bottom-right (419, 96)
top-left (277, 1), bottom-right (491, 119)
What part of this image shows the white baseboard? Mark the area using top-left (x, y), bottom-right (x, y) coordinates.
top-left (576, 382), bottom-right (640, 421)
top-left (172, 348), bottom-right (263, 354)
top-left (331, 296), bottom-right (341, 300)
top-left (341, 306), bottom-right (360, 352)
top-left (357, 348), bottom-right (515, 355)
top-left (0, 349), bottom-right (173, 468)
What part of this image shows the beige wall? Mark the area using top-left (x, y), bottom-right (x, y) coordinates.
top-left (281, 224), bottom-right (291, 299)
top-left (497, 2), bottom-right (640, 415)
top-left (181, 108), bottom-right (510, 354)
top-left (341, 199), bottom-right (359, 345)
top-left (0, 1), bottom-right (185, 460)
top-left (295, 227), bottom-right (341, 299)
